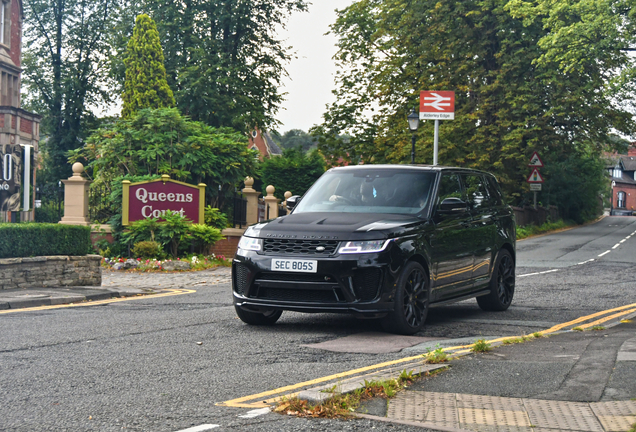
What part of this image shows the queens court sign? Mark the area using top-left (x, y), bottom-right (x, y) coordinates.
top-left (122, 175), bottom-right (206, 225)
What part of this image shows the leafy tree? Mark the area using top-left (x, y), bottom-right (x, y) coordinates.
top-left (22, 0), bottom-right (119, 183)
top-left (109, 0), bottom-right (308, 132)
top-left (70, 108), bottom-right (258, 212)
top-left (122, 14), bottom-right (175, 118)
top-left (314, 0), bottom-right (633, 216)
top-left (260, 148), bottom-right (325, 199)
top-left (271, 129), bottom-right (317, 153)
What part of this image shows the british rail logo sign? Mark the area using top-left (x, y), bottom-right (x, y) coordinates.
top-left (122, 176), bottom-right (206, 225)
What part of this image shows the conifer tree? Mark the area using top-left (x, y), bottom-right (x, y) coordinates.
top-left (121, 14), bottom-right (175, 118)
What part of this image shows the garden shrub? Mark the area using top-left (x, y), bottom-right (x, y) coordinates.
top-left (0, 223), bottom-right (92, 258)
top-left (132, 241), bottom-right (163, 258)
top-left (204, 206), bottom-right (229, 230)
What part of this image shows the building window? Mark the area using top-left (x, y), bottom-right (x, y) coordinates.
top-left (613, 167), bottom-right (622, 178)
top-left (0, 0), bottom-right (9, 47)
top-left (617, 191), bottom-right (626, 208)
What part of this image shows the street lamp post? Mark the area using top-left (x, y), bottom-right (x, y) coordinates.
top-left (407, 108), bottom-right (419, 164)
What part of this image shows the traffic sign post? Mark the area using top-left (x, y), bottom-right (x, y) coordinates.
top-left (526, 153), bottom-right (544, 209)
top-left (420, 91), bottom-right (455, 165)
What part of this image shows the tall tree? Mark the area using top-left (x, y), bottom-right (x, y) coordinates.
top-left (22, 0), bottom-right (119, 182)
top-left (110, 0), bottom-right (308, 133)
top-left (314, 0), bottom-right (633, 208)
top-left (121, 14), bottom-right (175, 118)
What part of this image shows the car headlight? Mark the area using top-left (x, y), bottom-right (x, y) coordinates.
top-left (338, 239), bottom-right (392, 254)
top-left (237, 236), bottom-right (262, 252)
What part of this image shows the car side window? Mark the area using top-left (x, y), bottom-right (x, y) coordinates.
top-left (485, 176), bottom-right (504, 206)
top-left (437, 173), bottom-right (463, 206)
top-left (462, 174), bottom-right (489, 209)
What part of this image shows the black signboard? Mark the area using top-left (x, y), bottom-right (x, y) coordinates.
top-left (0, 144), bottom-right (22, 211)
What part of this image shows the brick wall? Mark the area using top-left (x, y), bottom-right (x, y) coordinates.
top-left (19, 117), bottom-right (31, 134)
top-left (209, 228), bottom-right (245, 259)
top-left (0, 255), bottom-right (102, 290)
top-left (9, 0), bottom-right (20, 68)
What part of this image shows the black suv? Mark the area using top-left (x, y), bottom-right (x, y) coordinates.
top-left (232, 165), bottom-right (516, 334)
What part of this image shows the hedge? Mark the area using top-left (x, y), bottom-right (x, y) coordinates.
top-left (0, 224), bottom-right (93, 258)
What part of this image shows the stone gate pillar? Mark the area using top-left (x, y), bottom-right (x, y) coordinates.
top-left (59, 162), bottom-right (91, 226)
top-left (241, 177), bottom-right (261, 226)
top-left (264, 185), bottom-right (280, 219)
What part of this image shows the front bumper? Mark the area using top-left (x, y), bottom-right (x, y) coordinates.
top-left (232, 250), bottom-right (398, 315)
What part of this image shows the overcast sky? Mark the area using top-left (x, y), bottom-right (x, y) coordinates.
top-left (274, 1), bottom-right (354, 134)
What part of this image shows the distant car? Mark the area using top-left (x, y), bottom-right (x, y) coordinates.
top-left (232, 165), bottom-right (516, 334)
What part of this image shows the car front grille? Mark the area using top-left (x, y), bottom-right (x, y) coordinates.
top-left (262, 239), bottom-right (339, 256)
top-left (257, 287), bottom-right (342, 303)
top-left (352, 268), bottom-right (382, 301)
top-left (233, 263), bottom-right (250, 295)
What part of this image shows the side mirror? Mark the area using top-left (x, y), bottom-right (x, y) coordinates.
top-left (438, 197), bottom-right (468, 213)
top-left (286, 195), bottom-right (301, 211)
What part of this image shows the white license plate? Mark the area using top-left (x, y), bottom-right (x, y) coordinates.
top-left (271, 258), bottom-right (318, 273)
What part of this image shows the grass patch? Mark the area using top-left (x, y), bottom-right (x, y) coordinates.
top-left (423, 346), bottom-right (449, 364)
top-left (590, 325), bottom-right (606, 331)
top-left (628, 423), bottom-right (636, 432)
top-left (274, 368), bottom-right (429, 419)
top-left (472, 339), bottom-right (492, 353)
top-left (572, 327), bottom-right (584, 331)
top-left (502, 335), bottom-right (533, 345)
top-left (532, 332), bottom-right (544, 338)
top-left (516, 220), bottom-right (572, 240)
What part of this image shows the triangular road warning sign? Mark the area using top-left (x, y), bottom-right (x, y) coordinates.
top-left (528, 151), bottom-right (543, 167)
top-left (527, 168), bottom-right (544, 183)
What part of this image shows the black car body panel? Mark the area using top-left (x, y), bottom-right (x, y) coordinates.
top-left (232, 165), bottom-right (516, 324)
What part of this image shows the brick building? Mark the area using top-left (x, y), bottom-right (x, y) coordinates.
top-left (608, 146), bottom-right (636, 215)
top-left (0, 0), bottom-right (41, 223)
top-left (247, 129), bottom-right (282, 160)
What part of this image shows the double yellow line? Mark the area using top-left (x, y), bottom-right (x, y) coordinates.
top-left (0, 288), bottom-right (196, 314)
top-left (218, 302), bottom-right (636, 408)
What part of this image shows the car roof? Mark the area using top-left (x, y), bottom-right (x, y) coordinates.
top-left (327, 164), bottom-right (493, 176)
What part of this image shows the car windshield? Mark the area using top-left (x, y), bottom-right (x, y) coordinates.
top-left (294, 169), bottom-right (436, 214)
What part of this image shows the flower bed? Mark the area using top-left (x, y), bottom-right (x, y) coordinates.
top-left (102, 254), bottom-right (229, 272)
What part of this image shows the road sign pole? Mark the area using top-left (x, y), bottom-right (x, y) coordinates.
top-left (534, 191), bottom-right (537, 210)
top-left (433, 120), bottom-right (439, 166)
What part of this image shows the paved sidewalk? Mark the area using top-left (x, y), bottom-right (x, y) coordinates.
top-left (0, 266), bottom-right (231, 310)
top-left (365, 320), bottom-right (636, 432)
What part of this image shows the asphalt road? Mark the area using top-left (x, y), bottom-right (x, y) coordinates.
top-left (1, 216), bottom-right (635, 431)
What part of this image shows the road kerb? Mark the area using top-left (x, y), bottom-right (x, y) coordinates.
top-left (0, 289), bottom-right (196, 314)
top-left (218, 302), bottom-right (636, 410)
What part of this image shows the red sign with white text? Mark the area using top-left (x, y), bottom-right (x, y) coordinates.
top-left (123, 178), bottom-right (204, 225)
top-left (420, 91), bottom-right (455, 120)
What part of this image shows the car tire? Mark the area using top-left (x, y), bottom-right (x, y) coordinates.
top-left (235, 306), bottom-right (282, 325)
top-left (381, 261), bottom-right (430, 335)
top-left (477, 249), bottom-right (515, 311)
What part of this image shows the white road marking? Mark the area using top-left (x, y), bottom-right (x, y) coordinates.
top-left (238, 407), bottom-right (271, 419)
top-left (620, 239), bottom-right (626, 243)
top-left (175, 425), bottom-right (220, 432)
top-left (518, 269), bottom-right (558, 278)
top-left (598, 250), bottom-right (611, 257)
top-left (576, 259), bottom-right (595, 265)
top-left (612, 244), bottom-right (620, 249)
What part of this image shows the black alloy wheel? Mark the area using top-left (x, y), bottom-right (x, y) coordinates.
top-left (234, 305), bottom-right (283, 325)
top-left (382, 261), bottom-right (430, 335)
top-left (477, 249), bottom-right (515, 311)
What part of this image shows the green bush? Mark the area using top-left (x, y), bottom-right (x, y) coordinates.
top-left (132, 241), bottom-right (163, 259)
top-left (0, 223), bottom-right (93, 258)
top-left (34, 202), bottom-right (63, 223)
top-left (204, 206), bottom-right (228, 229)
